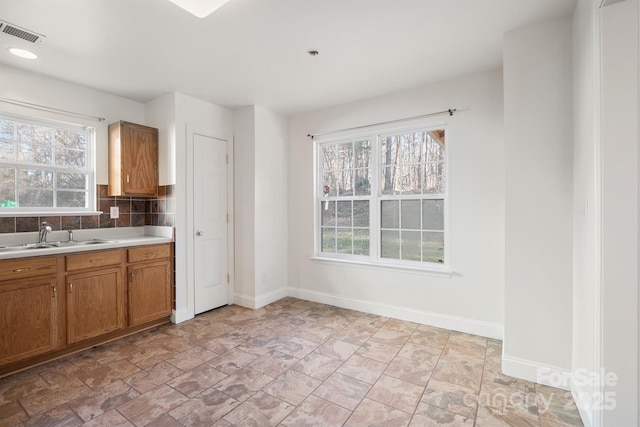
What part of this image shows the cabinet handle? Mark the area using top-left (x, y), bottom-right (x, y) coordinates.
top-left (126, 174), bottom-right (130, 183)
top-left (129, 272), bottom-right (134, 282)
top-left (69, 283), bottom-right (73, 293)
top-left (89, 258), bottom-right (103, 263)
top-left (52, 285), bottom-right (56, 297)
top-left (13, 267), bottom-right (30, 273)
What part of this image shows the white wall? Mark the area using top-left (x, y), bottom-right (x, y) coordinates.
top-left (287, 68), bottom-right (505, 338)
top-left (572, 1), bottom-right (601, 425)
top-left (0, 64), bottom-right (146, 185)
top-left (234, 105), bottom-right (288, 308)
top-left (234, 106), bottom-right (257, 304)
top-left (145, 93), bottom-right (176, 186)
top-left (600, 1), bottom-right (639, 425)
top-left (172, 92), bottom-right (233, 322)
top-left (503, 17), bottom-right (574, 383)
top-left (254, 106), bottom-right (288, 305)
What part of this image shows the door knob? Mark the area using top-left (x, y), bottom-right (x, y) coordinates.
top-left (196, 230), bottom-right (204, 236)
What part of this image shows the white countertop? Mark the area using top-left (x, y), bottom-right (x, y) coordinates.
top-left (0, 226), bottom-right (173, 260)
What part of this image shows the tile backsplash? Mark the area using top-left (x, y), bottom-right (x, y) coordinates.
top-left (0, 184), bottom-right (175, 234)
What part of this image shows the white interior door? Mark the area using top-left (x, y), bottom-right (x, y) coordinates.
top-left (193, 133), bottom-right (228, 314)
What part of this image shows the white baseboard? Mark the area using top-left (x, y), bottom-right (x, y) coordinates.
top-left (502, 354), bottom-right (571, 391)
top-left (171, 308), bottom-right (192, 324)
top-left (233, 292), bottom-right (256, 309)
top-left (234, 286), bottom-right (288, 309)
top-left (572, 384), bottom-right (597, 427)
top-left (287, 287), bottom-right (503, 340)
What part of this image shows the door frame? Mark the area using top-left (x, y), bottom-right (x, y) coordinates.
top-left (184, 124), bottom-right (234, 319)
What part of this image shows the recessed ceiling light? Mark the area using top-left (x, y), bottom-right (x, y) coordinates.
top-left (168, 0), bottom-right (232, 18)
top-left (8, 47), bottom-right (37, 59)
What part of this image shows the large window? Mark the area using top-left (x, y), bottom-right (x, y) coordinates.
top-left (0, 113), bottom-right (95, 213)
top-left (316, 125), bottom-right (447, 269)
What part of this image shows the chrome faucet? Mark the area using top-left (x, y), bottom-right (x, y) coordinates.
top-left (38, 222), bottom-right (52, 243)
top-left (67, 229), bottom-right (74, 242)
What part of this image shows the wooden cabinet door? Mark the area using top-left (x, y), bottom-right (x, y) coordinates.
top-left (128, 260), bottom-right (171, 326)
top-left (0, 278), bottom-right (57, 366)
top-left (66, 268), bottom-right (124, 344)
top-left (122, 123), bottom-right (158, 196)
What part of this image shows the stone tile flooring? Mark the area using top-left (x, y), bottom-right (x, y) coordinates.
top-left (0, 298), bottom-right (584, 426)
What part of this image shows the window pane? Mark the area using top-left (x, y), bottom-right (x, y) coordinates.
top-left (336, 143), bottom-right (354, 170)
top-left (0, 167), bottom-right (15, 187)
top-left (56, 129), bottom-right (86, 150)
top-left (427, 130), bottom-right (445, 162)
top-left (381, 230), bottom-right (400, 259)
top-left (381, 166), bottom-right (400, 195)
top-left (322, 144), bottom-right (339, 171)
top-left (322, 227), bottom-right (336, 252)
top-left (354, 229), bottom-right (369, 255)
top-left (337, 228), bottom-right (352, 254)
top-left (354, 140), bottom-right (371, 168)
top-left (401, 164), bottom-right (421, 194)
top-left (18, 143), bottom-right (53, 164)
top-left (57, 191), bottom-right (86, 208)
top-left (424, 162), bottom-right (445, 194)
top-left (381, 200), bottom-right (399, 228)
top-left (19, 189), bottom-right (53, 207)
top-left (321, 201), bottom-right (336, 226)
top-left (0, 119), bottom-right (15, 139)
top-left (56, 148), bottom-right (86, 168)
top-left (57, 172), bottom-right (87, 190)
top-left (322, 171), bottom-right (338, 197)
top-left (0, 141), bottom-right (15, 161)
top-left (337, 201), bottom-right (352, 227)
top-left (336, 170), bottom-right (353, 196)
top-left (422, 199), bottom-right (444, 230)
top-left (353, 200), bottom-right (369, 227)
top-left (19, 169), bottom-right (53, 188)
top-left (401, 230), bottom-right (421, 261)
top-left (354, 168), bottom-right (371, 195)
top-left (0, 189), bottom-right (16, 207)
top-left (423, 231), bottom-right (444, 263)
top-left (401, 200), bottom-right (420, 229)
top-left (381, 136), bottom-right (399, 168)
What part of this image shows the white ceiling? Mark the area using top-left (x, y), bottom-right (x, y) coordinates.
top-left (0, 0), bottom-right (575, 116)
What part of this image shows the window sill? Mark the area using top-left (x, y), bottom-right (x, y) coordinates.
top-left (0, 211), bottom-right (103, 217)
top-left (310, 256), bottom-right (454, 277)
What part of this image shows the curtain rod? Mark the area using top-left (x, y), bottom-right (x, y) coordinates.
top-left (307, 108), bottom-right (457, 139)
top-left (0, 97), bottom-right (106, 122)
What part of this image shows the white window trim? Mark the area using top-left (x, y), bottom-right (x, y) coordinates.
top-left (313, 119), bottom-right (450, 273)
top-left (0, 112), bottom-right (98, 216)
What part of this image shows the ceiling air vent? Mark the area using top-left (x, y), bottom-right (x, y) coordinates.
top-left (0, 20), bottom-right (44, 43)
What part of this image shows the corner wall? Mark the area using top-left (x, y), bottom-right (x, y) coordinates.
top-left (503, 17), bottom-right (574, 384)
top-left (234, 105), bottom-right (288, 308)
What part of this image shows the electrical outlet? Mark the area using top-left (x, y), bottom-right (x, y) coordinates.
top-left (110, 206), bottom-right (119, 219)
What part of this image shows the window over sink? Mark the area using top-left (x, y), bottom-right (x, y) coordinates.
top-left (0, 112), bottom-right (96, 214)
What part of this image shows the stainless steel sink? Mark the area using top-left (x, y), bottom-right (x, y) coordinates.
top-left (0, 239), bottom-right (118, 252)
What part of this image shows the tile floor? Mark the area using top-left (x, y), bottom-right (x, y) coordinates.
top-left (0, 298), bottom-right (583, 427)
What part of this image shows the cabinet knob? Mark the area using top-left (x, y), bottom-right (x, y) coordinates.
top-left (196, 231), bottom-right (204, 236)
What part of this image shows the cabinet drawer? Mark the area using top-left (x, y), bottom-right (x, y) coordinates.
top-left (0, 257), bottom-right (57, 281)
top-left (66, 249), bottom-right (122, 271)
top-left (128, 244), bottom-right (171, 263)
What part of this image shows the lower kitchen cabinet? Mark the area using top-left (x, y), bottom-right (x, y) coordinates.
top-left (127, 244), bottom-right (173, 326)
top-left (0, 277), bottom-right (58, 365)
top-left (128, 259), bottom-right (172, 326)
top-left (66, 268), bottom-right (124, 344)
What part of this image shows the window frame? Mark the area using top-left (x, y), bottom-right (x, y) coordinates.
top-left (0, 112), bottom-right (97, 215)
top-left (313, 121), bottom-right (450, 273)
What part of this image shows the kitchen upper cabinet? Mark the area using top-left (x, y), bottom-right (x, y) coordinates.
top-left (108, 121), bottom-right (158, 197)
top-left (0, 257), bottom-right (59, 366)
